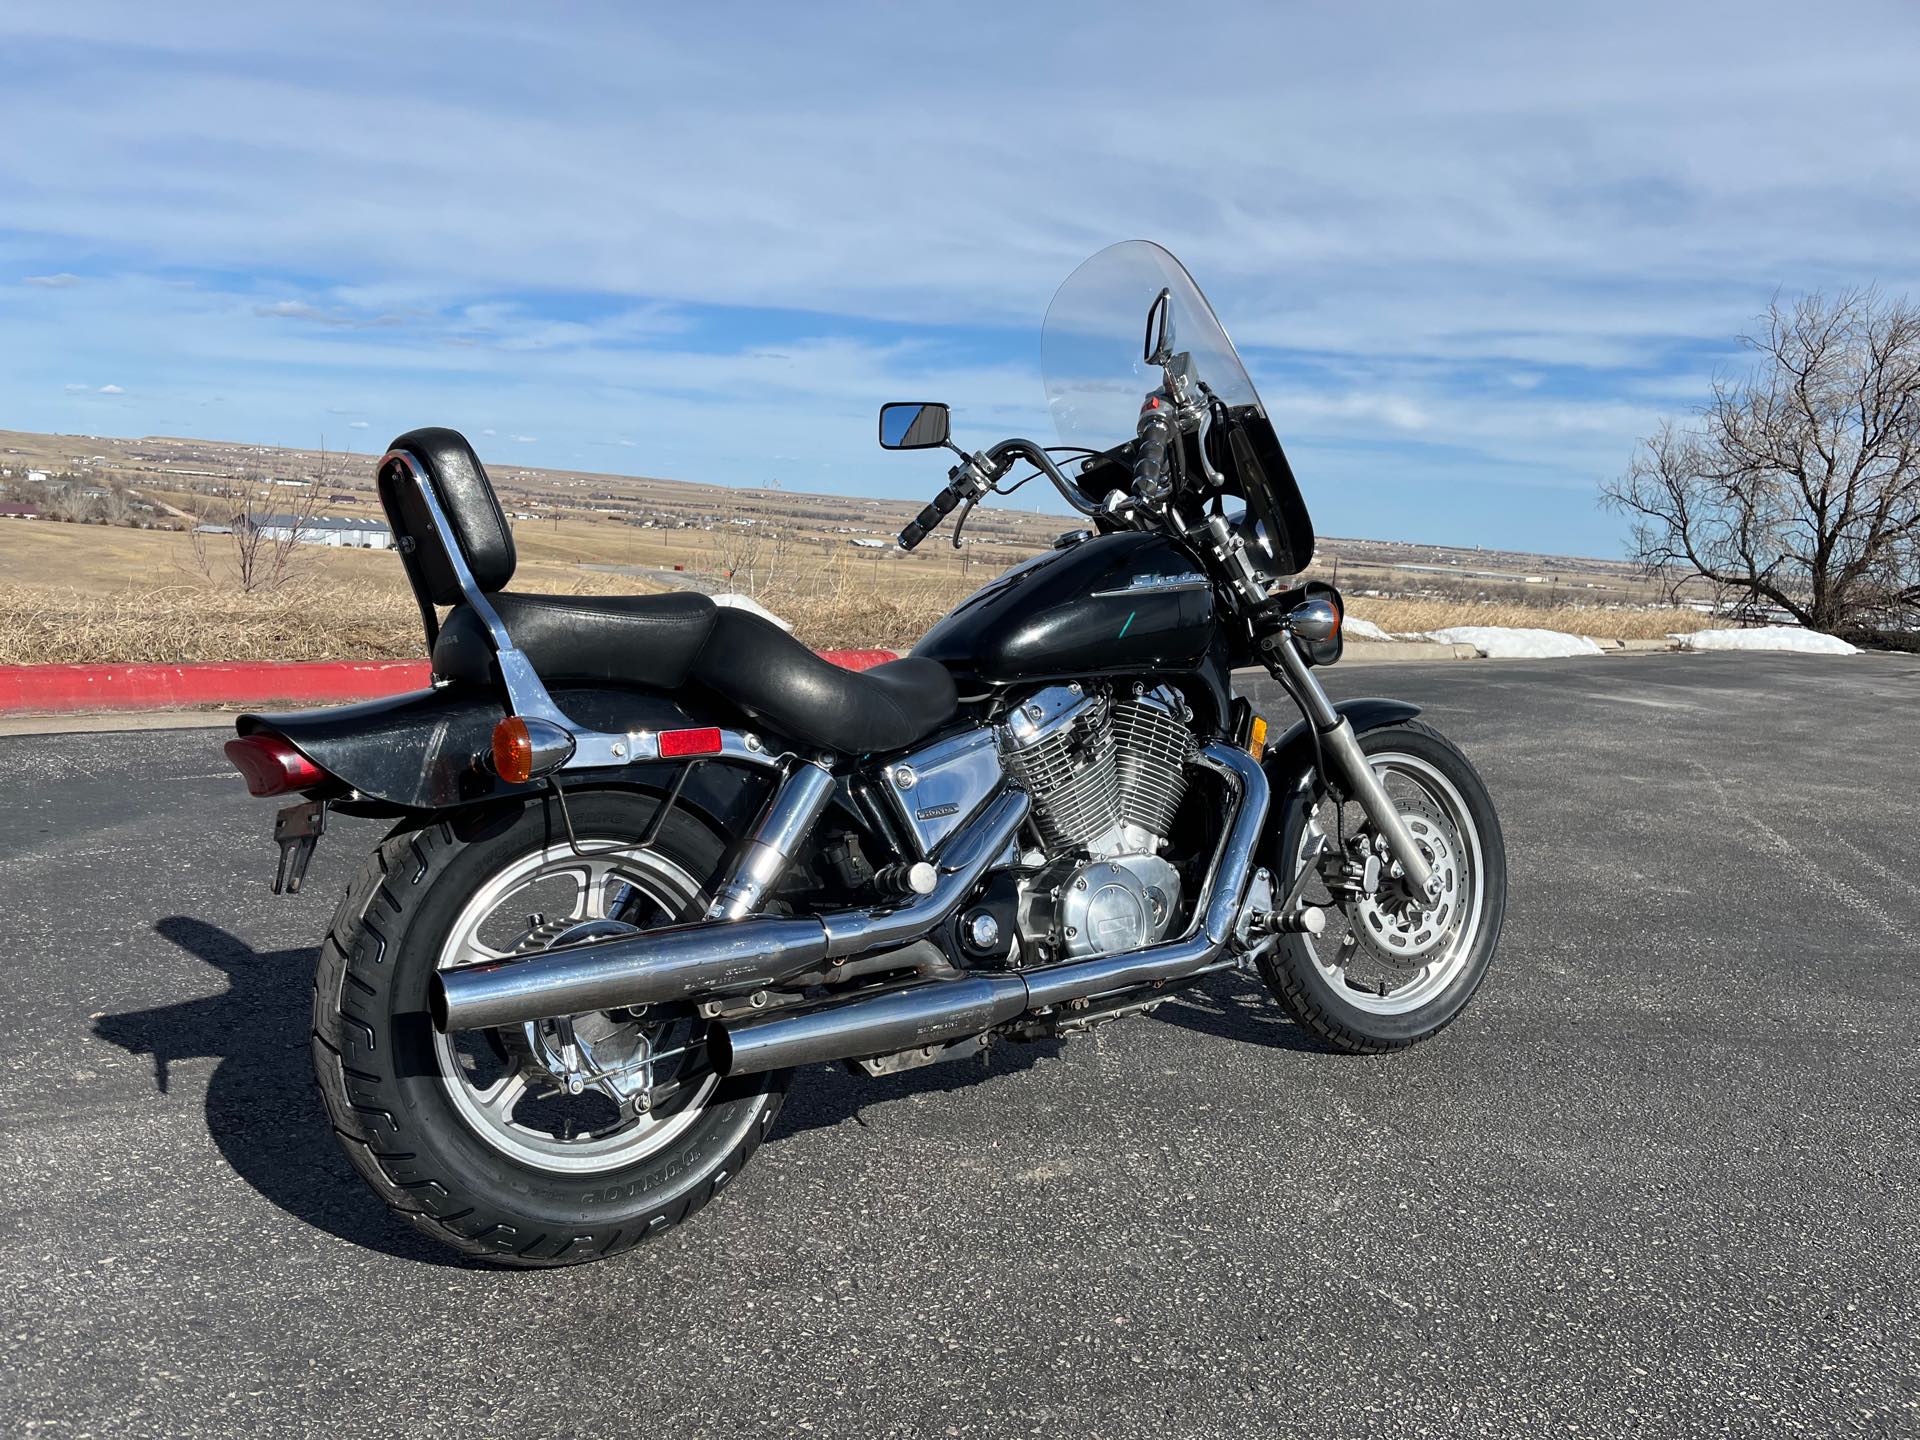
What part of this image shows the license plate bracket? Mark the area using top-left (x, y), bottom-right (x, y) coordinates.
top-left (271, 799), bottom-right (328, 895)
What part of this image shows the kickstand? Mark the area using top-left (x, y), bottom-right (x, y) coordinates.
top-left (1280, 830), bottom-right (1330, 915)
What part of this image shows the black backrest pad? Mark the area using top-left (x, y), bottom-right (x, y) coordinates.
top-left (381, 427), bottom-right (517, 602)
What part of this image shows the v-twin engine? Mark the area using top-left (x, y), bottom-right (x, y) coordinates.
top-left (1002, 684), bottom-right (1197, 958)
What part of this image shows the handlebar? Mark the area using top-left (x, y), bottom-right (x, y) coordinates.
top-left (896, 439), bottom-right (1103, 551)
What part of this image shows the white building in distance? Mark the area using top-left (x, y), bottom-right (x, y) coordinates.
top-left (255, 515), bottom-right (394, 549)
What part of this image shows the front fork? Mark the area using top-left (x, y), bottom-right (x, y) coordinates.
top-left (1263, 634), bottom-right (1441, 906)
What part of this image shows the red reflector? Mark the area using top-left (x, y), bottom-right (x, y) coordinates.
top-left (224, 735), bottom-right (327, 797)
top-left (658, 727), bottom-right (723, 758)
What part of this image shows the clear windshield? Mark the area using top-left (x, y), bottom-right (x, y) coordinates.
top-left (1041, 240), bottom-right (1265, 450)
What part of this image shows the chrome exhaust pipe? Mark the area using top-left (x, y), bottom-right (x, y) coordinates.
top-left (429, 916), bottom-right (829, 1033)
top-left (430, 789), bottom-right (1030, 1033)
top-left (712, 974), bottom-right (1030, 1075)
top-left (715, 744), bottom-right (1268, 1076)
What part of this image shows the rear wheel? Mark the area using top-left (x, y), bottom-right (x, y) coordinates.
top-left (313, 789), bottom-right (785, 1266)
top-left (1258, 720), bottom-right (1506, 1052)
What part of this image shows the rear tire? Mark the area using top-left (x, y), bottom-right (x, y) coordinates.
top-left (312, 790), bottom-right (786, 1266)
top-left (1257, 720), bottom-right (1507, 1053)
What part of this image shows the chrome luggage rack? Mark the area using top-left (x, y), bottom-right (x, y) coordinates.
top-left (378, 448), bottom-right (780, 776)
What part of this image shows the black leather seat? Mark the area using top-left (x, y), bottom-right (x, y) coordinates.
top-left (382, 427), bottom-right (954, 755)
top-left (435, 590), bottom-right (958, 756)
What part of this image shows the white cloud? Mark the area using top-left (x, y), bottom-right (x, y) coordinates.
top-left (255, 299), bottom-right (334, 322)
top-left (5, 2), bottom-right (1915, 349)
top-left (347, 419), bottom-right (368, 428)
top-left (97, 383), bottom-right (125, 394)
top-left (4, 1), bottom-right (1917, 553)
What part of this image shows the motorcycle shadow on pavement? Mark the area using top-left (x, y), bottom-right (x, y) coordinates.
top-left (94, 915), bottom-right (462, 1267)
top-left (94, 917), bottom-right (1316, 1263)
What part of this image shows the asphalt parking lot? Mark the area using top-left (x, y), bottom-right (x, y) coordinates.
top-left (3, 652), bottom-right (1917, 1438)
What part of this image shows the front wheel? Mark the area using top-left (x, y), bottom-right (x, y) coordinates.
top-left (1257, 719), bottom-right (1507, 1053)
top-left (312, 790), bottom-right (786, 1266)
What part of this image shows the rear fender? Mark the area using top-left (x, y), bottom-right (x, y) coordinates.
top-left (234, 683), bottom-right (765, 831)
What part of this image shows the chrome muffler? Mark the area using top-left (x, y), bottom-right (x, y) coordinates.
top-left (430, 789), bottom-right (1029, 1033)
top-left (712, 743), bottom-right (1269, 1076)
top-left (711, 975), bottom-right (1031, 1076)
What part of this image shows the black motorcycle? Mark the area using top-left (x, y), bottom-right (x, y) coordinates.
top-left (224, 241), bottom-right (1506, 1266)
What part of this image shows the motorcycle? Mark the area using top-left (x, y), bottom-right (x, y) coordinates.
top-left (224, 240), bottom-right (1506, 1266)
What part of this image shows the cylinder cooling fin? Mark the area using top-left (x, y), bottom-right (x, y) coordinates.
top-left (1111, 690), bottom-right (1196, 838)
top-left (1001, 685), bottom-right (1120, 853)
top-left (1000, 683), bottom-right (1196, 859)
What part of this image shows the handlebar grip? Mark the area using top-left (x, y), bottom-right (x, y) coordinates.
top-left (1134, 420), bottom-right (1172, 489)
top-left (898, 486), bottom-right (962, 551)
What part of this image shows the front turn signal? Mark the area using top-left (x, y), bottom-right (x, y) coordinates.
top-left (1246, 714), bottom-right (1268, 762)
top-left (490, 716), bottom-right (576, 785)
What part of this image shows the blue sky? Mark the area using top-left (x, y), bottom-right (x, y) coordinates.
top-left (3, 2), bottom-right (1917, 556)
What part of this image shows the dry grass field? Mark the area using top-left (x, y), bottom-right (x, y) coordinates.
top-left (0, 515), bottom-right (1717, 664)
top-left (0, 426), bottom-right (1723, 663)
top-left (1344, 596), bottom-right (1717, 640)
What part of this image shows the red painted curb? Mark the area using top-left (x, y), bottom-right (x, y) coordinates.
top-left (0, 649), bottom-right (899, 716)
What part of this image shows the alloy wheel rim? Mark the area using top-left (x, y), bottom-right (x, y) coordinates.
top-left (432, 841), bottom-right (722, 1175)
top-left (1295, 751), bottom-right (1485, 1016)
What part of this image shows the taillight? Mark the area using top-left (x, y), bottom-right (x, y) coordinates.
top-left (225, 735), bottom-right (327, 797)
top-left (658, 727), bottom-right (724, 758)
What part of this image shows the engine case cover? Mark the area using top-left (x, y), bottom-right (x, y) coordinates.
top-left (1039, 853), bottom-right (1184, 958)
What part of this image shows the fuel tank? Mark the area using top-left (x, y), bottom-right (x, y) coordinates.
top-left (911, 531), bottom-right (1216, 686)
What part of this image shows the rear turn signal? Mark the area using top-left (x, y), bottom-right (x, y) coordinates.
top-left (490, 715), bottom-right (578, 785)
top-left (1246, 714), bottom-right (1268, 763)
top-left (492, 717), bottom-right (535, 784)
top-left (224, 735), bottom-right (327, 797)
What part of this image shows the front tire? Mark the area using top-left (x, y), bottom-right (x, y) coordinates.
top-left (1257, 719), bottom-right (1507, 1053)
top-left (312, 790), bottom-right (786, 1266)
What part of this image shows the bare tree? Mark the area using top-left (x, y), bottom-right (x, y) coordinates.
top-left (1603, 289), bottom-right (1920, 637)
top-left (187, 448), bottom-right (344, 593)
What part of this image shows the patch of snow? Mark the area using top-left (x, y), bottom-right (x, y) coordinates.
top-left (710, 592), bottom-right (792, 631)
top-left (1343, 616), bottom-right (1395, 642)
top-left (1674, 625), bottom-right (1857, 655)
top-left (1420, 626), bottom-right (1604, 659)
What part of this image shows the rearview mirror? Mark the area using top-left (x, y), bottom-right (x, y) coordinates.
top-left (1143, 287), bottom-right (1174, 366)
top-left (878, 402), bottom-right (951, 450)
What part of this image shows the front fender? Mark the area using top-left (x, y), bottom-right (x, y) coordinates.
top-left (1260, 697), bottom-right (1422, 805)
top-left (234, 683), bottom-right (763, 829)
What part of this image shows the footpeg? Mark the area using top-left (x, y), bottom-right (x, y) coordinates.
top-left (1277, 905), bottom-right (1326, 935)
